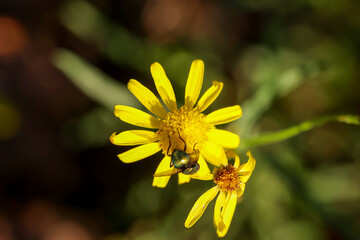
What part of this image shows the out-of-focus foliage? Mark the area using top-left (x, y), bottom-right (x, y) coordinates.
top-left (52, 49), bottom-right (135, 110)
top-left (0, 0), bottom-right (359, 239)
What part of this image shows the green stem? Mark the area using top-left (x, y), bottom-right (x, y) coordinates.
top-left (243, 114), bottom-right (359, 147)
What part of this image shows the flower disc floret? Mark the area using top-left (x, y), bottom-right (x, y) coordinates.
top-left (156, 106), bottom-right (211, 155)
top-left (213, 165), bottom-right (240, 191)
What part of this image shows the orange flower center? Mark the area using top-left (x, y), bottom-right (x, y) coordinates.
top-left (155, 106), bottom-right (211, 155)
top-left (213, 165), bottom-right (239, 191)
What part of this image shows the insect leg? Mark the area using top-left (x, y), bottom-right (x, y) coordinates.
top-left (177, 128), bottom-right (187, 152)
top-left (167, 135), bottom-right (171, 156)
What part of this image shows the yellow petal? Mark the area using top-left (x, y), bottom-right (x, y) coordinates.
top-left (234, 154), bottom-right (240, 169)
top-left (239, 174), bottom-right (251, 184)
top-left (214, 190), bottom-right (226, 232)
top-left (206, 105), bottom-right (242, 125)
top-left (239, 151), bottom-right (256, 171)
top-left (185, 186), bottom-right (219, 228)
top-left (185, 59), bottom-right (204, 109)
top-left (110, 130), bottom-right (156, 146)
top-left (127, 79), bottom-right (167, 118)
top-left (237, 151), bottom-right (256, 183)
top-left (178, 173), bottom-right (191, 184)
top-left (207, 129), bottom-right (240, 149)
top-left (114, 105), bottom-right (159, 129)
top-left (196, 81), bottom-right (223, 112)
top-left (198, 155), bottom-right (210, 173)
top-left (190, 155), bottom-right (213, 180)
top-left (150, 62), bottom-right (177, 112)
top-left (118, 142), bottom-right (160, 163)
top-left (153, 168), bottom-right (180, 177)
top-left (239, 173), bottom-right (253, 183)
top-left (190, 173), bottom-right (213, 181)
top-left (225, 150), bottom-right (240, 168)
top-left (200, 141), bottom-right (227, 166)
top-left (217, 191), bottom-right (237, 238)
top-left (152, 156), bottom-right (172, 188)
top-left (236, 182), bottom-right (246, 198)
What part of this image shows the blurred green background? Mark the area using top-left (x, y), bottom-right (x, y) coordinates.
top-left (0, 0), bottom-right (359, 239)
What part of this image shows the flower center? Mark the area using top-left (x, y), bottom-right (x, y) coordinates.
top-left (156, 106), bottom-right (211, 155)
top-left (213, 165), bottom-right (239, 191)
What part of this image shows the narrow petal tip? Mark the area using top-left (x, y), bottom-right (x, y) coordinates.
top-left (126, 79), bottom-right (167, 118)
top-left (206, 105), bottom-right (243, 125)
top-left (185, 59), bottom-right (205, 108)
top-left (196, 81), bottom-right (224, 113)
top-left (109, 132), bottom-right (116, 143)
top-left (150, 62), bottom-right (178, 112)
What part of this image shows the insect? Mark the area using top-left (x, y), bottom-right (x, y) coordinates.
top-left (153, 130), bottom-right (200, 177)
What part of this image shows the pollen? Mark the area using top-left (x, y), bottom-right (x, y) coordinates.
top-left (213, 165), bottom-right (240, 191)
top-left (156, 106), bottom-right (211, 155)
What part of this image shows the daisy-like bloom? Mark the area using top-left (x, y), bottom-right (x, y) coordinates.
top-left (110, 59), bottom-right (242, 188)
top-left (185, 151), bottom-right (256, 238)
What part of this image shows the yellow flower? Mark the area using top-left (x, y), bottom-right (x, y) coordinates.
top-left (185, 151), bottom-right (256, 238)
top-left (110, 59), bottom-right (242, 188)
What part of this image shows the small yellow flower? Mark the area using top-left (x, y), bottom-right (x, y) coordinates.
top-left (110, 60), bottom-right (242, 188)
top-left (185, 151), bottom-right (256, 238)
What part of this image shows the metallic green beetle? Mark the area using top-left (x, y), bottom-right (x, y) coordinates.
top-left (153, 131), bottom-right (200, 177)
